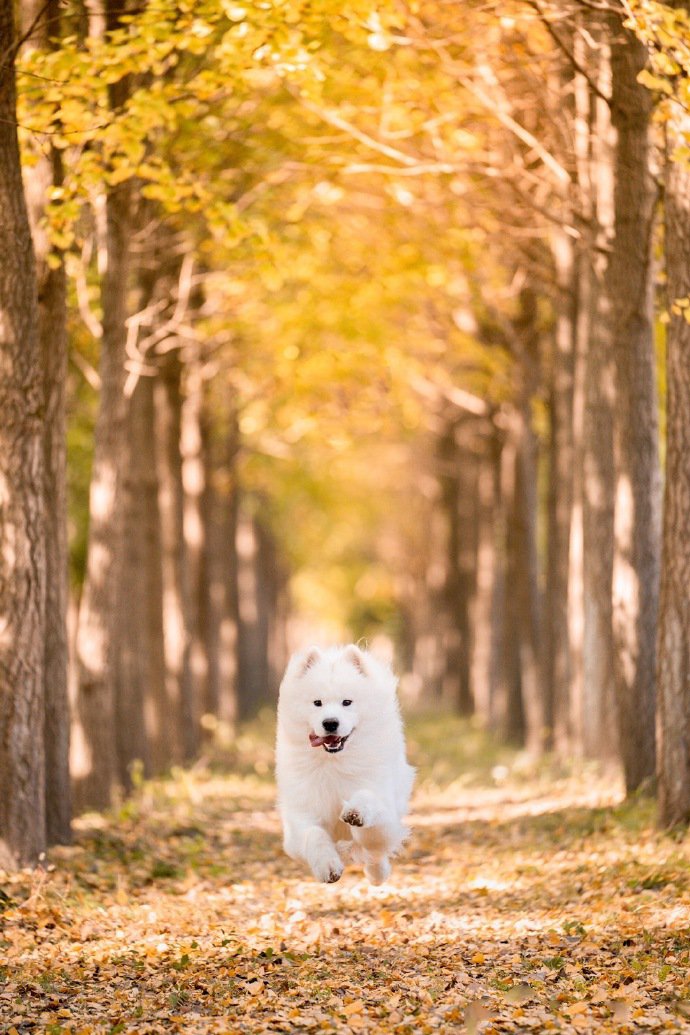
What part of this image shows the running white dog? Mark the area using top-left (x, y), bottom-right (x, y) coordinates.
top-left (275, 644), bottom-right (414, 885)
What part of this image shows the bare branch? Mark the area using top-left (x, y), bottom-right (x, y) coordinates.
top-left (297, 94), bottom-right (433, 169)
top-left (525, 0), bottom-right (613, 107)
top-left (411, 374), bottom-right (488, 417)
top-left (70, 349), bottom-right (101, 391)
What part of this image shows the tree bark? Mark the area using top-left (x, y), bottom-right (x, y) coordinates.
top-left (21, 0), bottom-right (71, 843)
top-left (656, 2), bottom-right (690, 824)
top-left (179, 355), bottom-right (205, 758)
top-left (497, 430), bottom-right (524, 744)
top-left (72, 22), bottom-right (132, 807)
top-left (0, 0), bottom-right (47, 866)
top-left (513, 290), bottom-right (544, 755)
top-left (200, 411), bottom-right (240, 730)
top-left (115, 373), bottom-right (170, 784)
top-left (501, 402), bottom-right (542, 752)
top-left (470, 433), bottom-right (501, 726)
top-left (608, 13), bottom-right (661, 793)
top-left (39, 184), bottom-right (71, 841)
top-left (155, 351), bottom-right (190, 763)
top-left (236, 503), bottom-right (273, 720)
top-left (543, 229), bottom-right (576, 753)
top-left (437, 422), bottom-right (474, 715)
top-left (487, 434), bottom-right (507, 733)
top-left (581, 24), bottom-right (617, 763)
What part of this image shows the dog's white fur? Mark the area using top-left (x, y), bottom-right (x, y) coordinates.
top-left (275, 644), bottom-right (414, 885)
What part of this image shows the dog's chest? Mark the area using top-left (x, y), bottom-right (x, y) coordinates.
top-left (310, 758), bottom-right (361, 818)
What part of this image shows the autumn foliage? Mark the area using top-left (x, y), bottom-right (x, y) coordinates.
top-left (2, 0), bottom-right (690, 990)
top-left (3, 717), bottom-right (690, 1033)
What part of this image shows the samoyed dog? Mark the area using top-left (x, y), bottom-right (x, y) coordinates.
top-left (276, 644), bottom-right (415, 885)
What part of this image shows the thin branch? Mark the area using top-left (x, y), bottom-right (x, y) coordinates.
top-left (123, 255), bottom-right (197, 397)
top-left (340, 159), bottom-right (458, 176)
top-left (297, 94), bottom-right (432, 169)
top-left (452, 65), bottom-right (571, 186)
top-left (0, 0), bottom-right (52, 70)
top-left (525, 0), bottom-right (613, 107)
top-left (411, 374), bottom-right (488, 417)
top-left (69, 349), bottom-right (101, 391)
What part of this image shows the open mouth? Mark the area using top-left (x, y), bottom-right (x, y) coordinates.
top-left (309, 732), bottom-right (351, 753)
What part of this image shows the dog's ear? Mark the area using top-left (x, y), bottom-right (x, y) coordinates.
top-left (297, 647), bottom-right (321, 677)
top-left (344, 645), bottom-right (367, 677)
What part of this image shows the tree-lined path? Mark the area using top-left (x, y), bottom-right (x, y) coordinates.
top-left (3, 718), bottom-right (690, 1033)
top-left (3, 1), bottom-right (690, 1027)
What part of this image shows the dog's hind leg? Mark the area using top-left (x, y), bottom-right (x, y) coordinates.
top-left (363, 852), bottom-right (391, 886)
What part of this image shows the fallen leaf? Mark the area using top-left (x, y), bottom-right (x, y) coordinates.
top-left (504, 983), bottom-right (533, 1004)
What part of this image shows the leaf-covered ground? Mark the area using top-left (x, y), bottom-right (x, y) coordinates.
top-left (3, 714), bottom-right (690, 1034)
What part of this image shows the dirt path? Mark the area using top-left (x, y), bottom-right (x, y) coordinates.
top-left (2, 720), bottom-right (690, 1033)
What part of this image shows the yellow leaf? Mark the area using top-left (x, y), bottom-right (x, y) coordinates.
top-left (504, 983), bottom-right (533, 1004)
top-left (471, 951), bottom-right (485, 964)
top-left (343, 1000), bottom-right (365, 1015)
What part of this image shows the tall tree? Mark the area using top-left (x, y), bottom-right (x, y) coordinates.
top-left (608, 7), bottom-right (661, 793)
top-left (581, 15), bottom-right (617, 763)
top-left (0, 0), bottom-right (46, 865)
top-left (656, 0), bottom-right (690, 826)
top-left (20, 0), bottom-right (71, 845)
top-left (72, 0), bottom-right (133, 809)
top-left (155, 350), bottom-right (191, 762)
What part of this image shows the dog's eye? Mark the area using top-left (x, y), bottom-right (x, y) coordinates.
top-left (342, 699), bottom-right (352, 707)
top-left (313, 699), bottom-right (322, 707)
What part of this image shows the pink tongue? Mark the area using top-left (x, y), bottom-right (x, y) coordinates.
top-left (309, 733), bottom-right (340, 748)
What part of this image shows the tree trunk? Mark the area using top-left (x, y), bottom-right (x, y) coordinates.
top-left (21, 0), bottom-right (71, 844)
top-left (608, 14), bottom-right (661, 793)
top-left (200, 413), bottom-right (240, 730)
top-left (236, 504), bottom-right (273, 720)
top-left (488, 434), bottom-right (507, 733)
top-left (72, 170), bottom-right (131, 809)
top-left (0, 0), bottom-right (46, 866)
top-left (581, 24), bottom-right (618, 763)
top-left (258, 513), bottom-right (290, 700)
top-left (179, 356), bottom-right (205, 758)
top-left (498, 430), bottom-right (524, 744)
top-left (470, 433), bottom-right (501, 726)
top-left (39, 187), bottom-right (71, 842)
top-left (155, 351), bottom-right (190, 763)
top-left (500, 402), bottom-right (542, 753)
top-left (115, 373), bottom-right (170, 784)
top-left (437, 422), bottom-right (474, 715)
top-left (656, 11), bottom-right (690, 823)
top-left (543, 229), bottom-right (576, 753)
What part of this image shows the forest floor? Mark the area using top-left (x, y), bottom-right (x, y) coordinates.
top-left (3, 714), bottom-right (690, 1034)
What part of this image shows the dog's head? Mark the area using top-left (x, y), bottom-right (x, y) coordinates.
top-left (277, 644), bottom-right (396, 755)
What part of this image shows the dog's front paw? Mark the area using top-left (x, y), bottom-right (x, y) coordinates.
top-left (341, 806), bottom-right (364, 827)
top-left (340, 793), bottom-right (384, 829)
top-left (312, 853), bottom-right (344, 884)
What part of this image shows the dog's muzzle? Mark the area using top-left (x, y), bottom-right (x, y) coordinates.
top-left (309, 732), bottom-right (351, 753)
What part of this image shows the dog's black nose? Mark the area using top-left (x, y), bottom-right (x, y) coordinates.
top-left (323, 718), bottom-right (339, 733)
